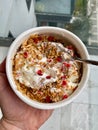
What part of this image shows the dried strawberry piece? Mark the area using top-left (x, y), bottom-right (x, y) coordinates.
top-left (62, 80), bottom-right (67, 86)
top-left (33, 38), bottom-right (38, 44)
top-left (38, 36), bottom-right (42, 41)
top-left (61, 64), bottom-right (67, 72)
top-left (63, 62), bottom-right (71, 68)
top-left (48, 36), bottom-right (54, 41)
top-left (37, 70), bottom-right (43, 76)
top-left (47, 59), bottom-right (52, 62)
top-left (46, 75), bottom-right (51, 79)
top-left (56, 56), bottom-right (62, 62)
top-left (45, 96), bottom-right (52, 103)
top-left (62, 94), bottom-right (68, 99)
top-left (66, 63), bottom-right (71, 68)
top-left (61, 65), bottom-right (64, 72)
top-left (66, 45), bottom-right (73, 50)
top-left (23, 51), bottom-right (28, 58)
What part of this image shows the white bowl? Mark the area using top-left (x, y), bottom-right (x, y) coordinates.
top-left (6, 26), bottom-right (90, 109)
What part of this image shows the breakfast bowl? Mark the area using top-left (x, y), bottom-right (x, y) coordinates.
top-left (6, 26), bottom-right (90, 109)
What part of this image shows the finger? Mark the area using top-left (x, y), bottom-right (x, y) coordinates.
top-left (36, 109), bottom-right (54, 127)
top-left (0, 74), bottom-right (15, 114)
top-left (0, 74), bottom-right (26, 115)
top-left (0, 58), bottom-right (6, 73)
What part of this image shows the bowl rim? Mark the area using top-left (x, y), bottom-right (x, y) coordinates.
top-left (6, 26), bottom-right (90, 109)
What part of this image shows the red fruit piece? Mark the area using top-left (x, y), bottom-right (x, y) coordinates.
top-left (62, 94), bottom-right (68, 99)
top-left (33, 38), bottom-right (38, 44)
top-left (38, 36), bottom-right (42, 41)
top-left (48, 36), bottom-right (54, 41)
top-left (61, 65), bottom-right (64, 72)
top-left (63, 62), bottom-right (71, 68)
top-left (23, 51), bottom-right (28, 58)
top-left (62, 80), bottom-right (67, 86)
top-left (47, 59), bottom-right (52, 62)
top-left (37, 70), bottom-right (43, 76)
top-left (66, 45), bottom-right (73, 50)
top-left (45, 96), bottom-right (51, 103)
top-left (66, 63), bottom-right (71, 68)
top-left (56, 56), bottom-right (62, 62)
top-left (46, 75), bottom-right (51, 79)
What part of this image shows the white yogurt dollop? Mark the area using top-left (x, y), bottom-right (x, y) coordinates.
top-left (15, 41), bottom-right (80, 90)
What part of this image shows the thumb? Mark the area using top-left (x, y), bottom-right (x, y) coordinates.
top-left (0, 73), bottom-right (11, 108)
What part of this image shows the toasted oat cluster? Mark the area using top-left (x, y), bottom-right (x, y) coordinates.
top-left (13, 34), bottom-right (82, 103)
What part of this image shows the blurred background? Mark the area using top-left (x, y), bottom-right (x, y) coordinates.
top-left (0, 0), bottom-right (98, 47)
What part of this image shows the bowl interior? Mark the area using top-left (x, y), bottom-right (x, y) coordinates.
top-left (6, 27), bottom-right (90, 109)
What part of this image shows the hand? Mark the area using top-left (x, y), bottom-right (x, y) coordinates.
top-left (0, 59), bottom-right (53, 130)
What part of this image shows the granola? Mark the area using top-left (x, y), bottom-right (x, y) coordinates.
top-left (13, 34), bottom-right (82, 103)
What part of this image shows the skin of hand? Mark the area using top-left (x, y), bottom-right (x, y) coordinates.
top-left (0, 59), bottom-right (53, 130)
